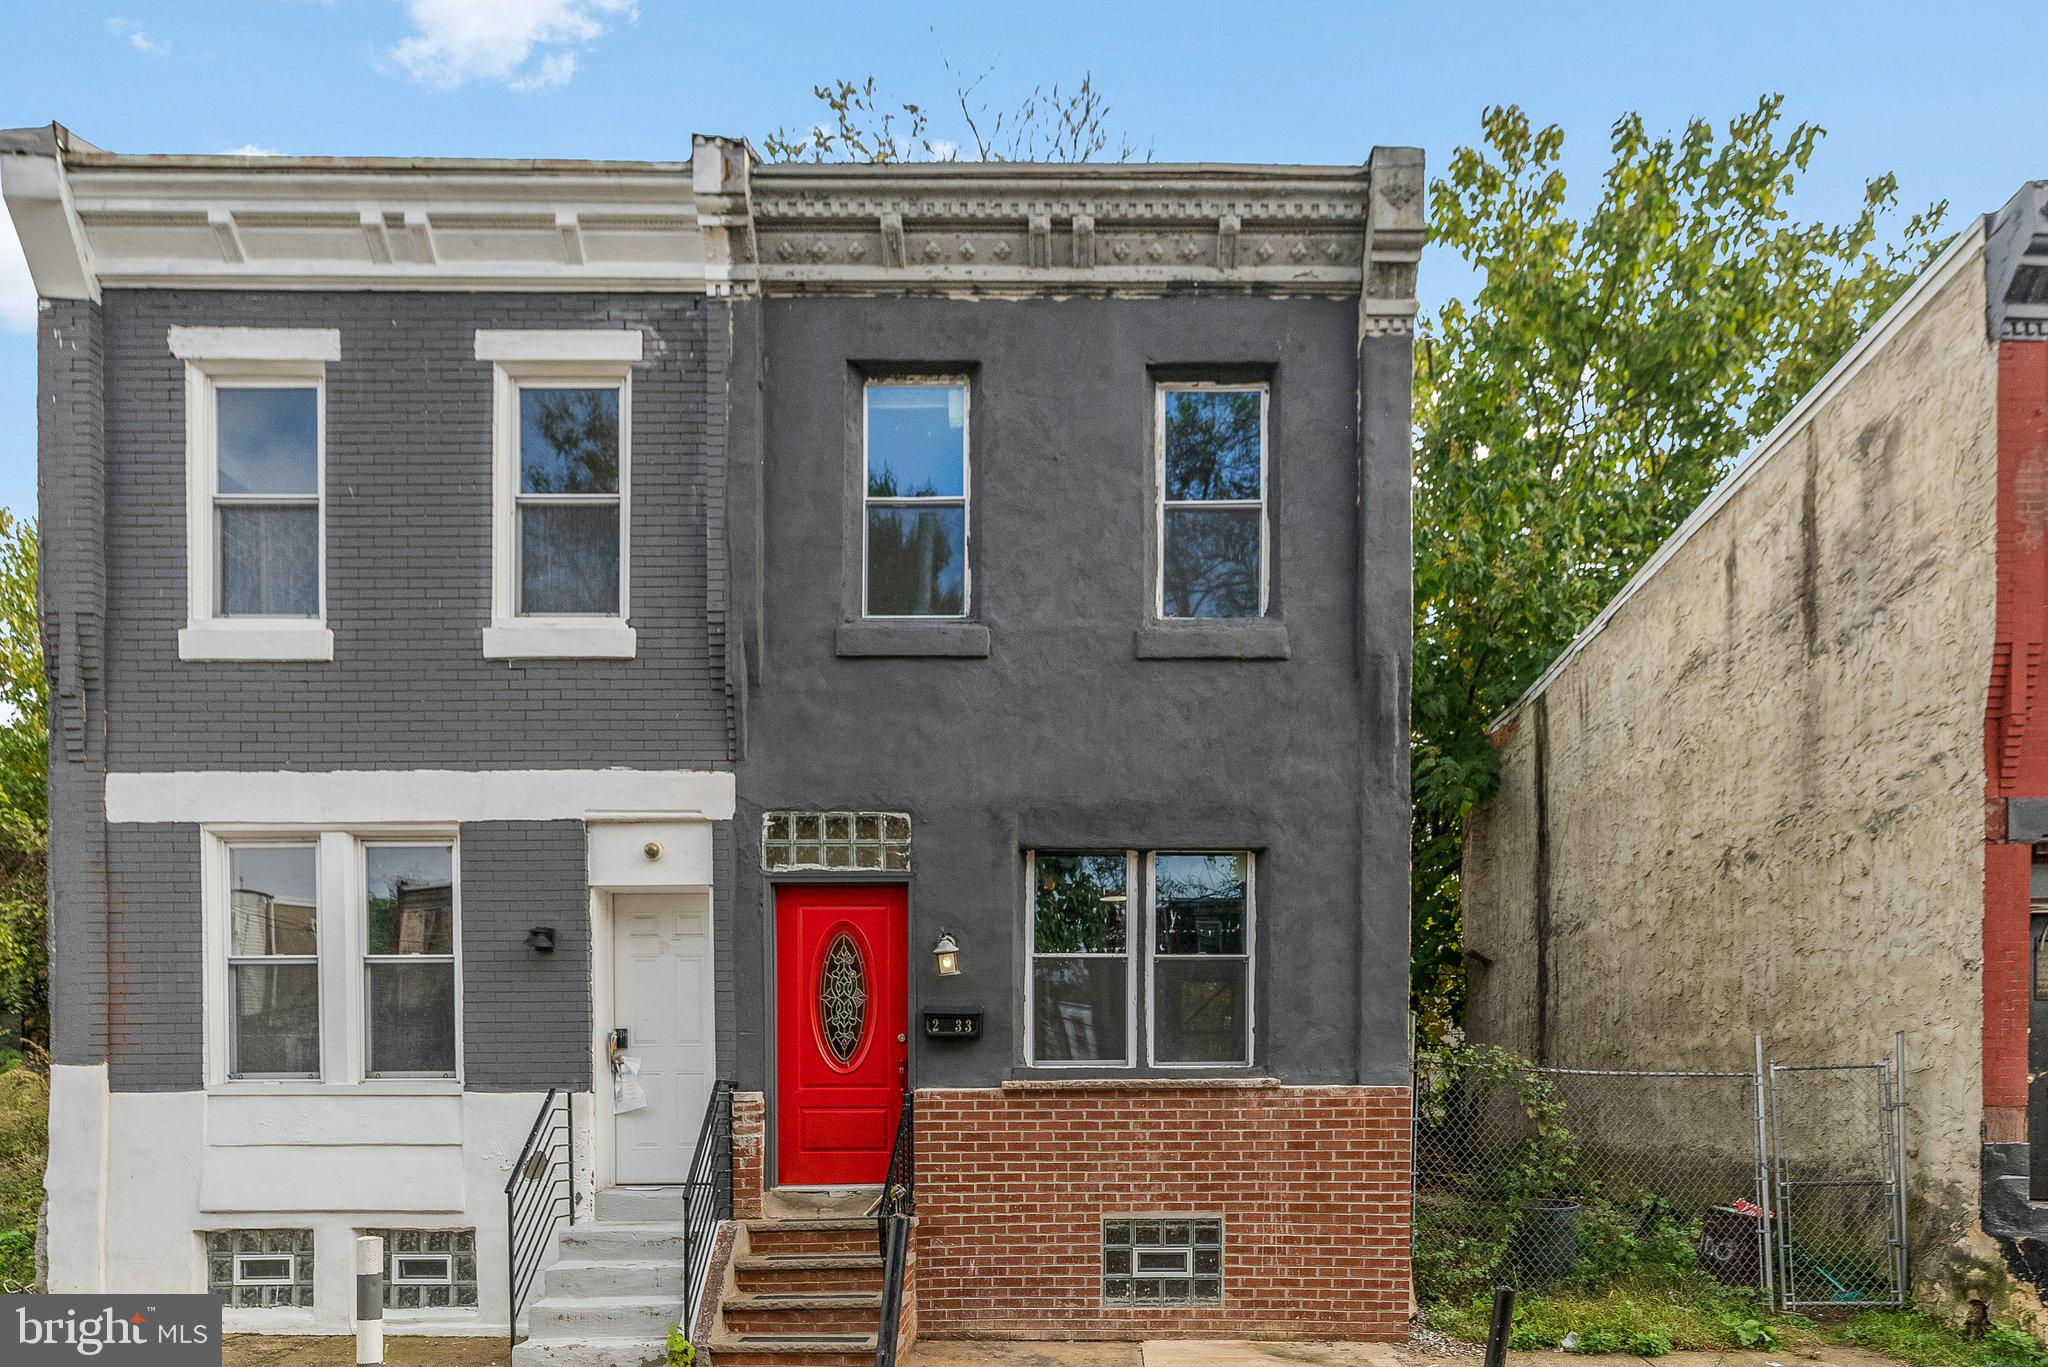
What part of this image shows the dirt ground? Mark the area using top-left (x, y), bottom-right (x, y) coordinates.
top-left (223, 1336), bottom-right (1914, 1366)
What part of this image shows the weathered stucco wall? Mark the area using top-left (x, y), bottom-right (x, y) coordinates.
top-left (1462, 234), bottom-right (1998, 1281)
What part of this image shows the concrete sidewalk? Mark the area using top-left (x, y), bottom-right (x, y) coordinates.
top-left (903, 1342), bottom-right (1902, 1367)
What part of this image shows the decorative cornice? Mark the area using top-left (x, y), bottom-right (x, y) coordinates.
top-left (1988, 181), bottom-right (2048, 343)
top-left (1, 123), bottom-right (1424, 307)
top-left (741, 157), bottom-right (1416, 298)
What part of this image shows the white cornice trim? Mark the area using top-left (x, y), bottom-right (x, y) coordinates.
top-left (168, 326), bottom-right (340, 362)
top-left (105, 767), bottom-right (737, 825)
top-left (1, 147), bottom-right (96, 301)
top-left (1491, 219), bottom-right (1990, 731)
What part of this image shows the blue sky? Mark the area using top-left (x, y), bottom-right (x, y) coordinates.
top-left (2, 0), bottom-right (2045, 516)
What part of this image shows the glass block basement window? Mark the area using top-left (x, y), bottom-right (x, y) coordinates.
top-left (763, 811), bottom-right (910, 871)
top-left (207, 1229), bottom-right (314, 1308)
top-left (364, 1228), bottom-right (477, 1309)
top-left (1103, 1217), bottom-right (1222, 1306)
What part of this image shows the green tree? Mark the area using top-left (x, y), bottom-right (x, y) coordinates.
top-left (763, 67), bottom-right (1147, 164)
top-left (1411, 97), bottom-right (1949, 1033)
top-left (0, 513), bottom-right (43, 1053)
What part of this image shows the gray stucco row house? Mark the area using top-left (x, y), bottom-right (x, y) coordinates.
top-left (3, 123), bottom-right (1422, 1361)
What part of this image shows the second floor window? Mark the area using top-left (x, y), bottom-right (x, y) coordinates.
top-left (214, 384), bottom-right (321, 617)
top-left (1157, 384), bottom-right (1268, 619)
top-left (864, 380), bottom-right (969, 617)
top-left (516, 385), bottom-right (624, 616)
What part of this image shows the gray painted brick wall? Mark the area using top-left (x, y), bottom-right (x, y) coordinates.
top-left (460, 821), bottom-right (591, 1090)
top-left (106, 824), bottom-right (201, 1090)
top-left (97, 290), bottom-right (731, 772)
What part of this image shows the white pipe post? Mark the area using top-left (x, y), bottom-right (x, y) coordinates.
top-left (354, 1235), bottom-right (384, 1367)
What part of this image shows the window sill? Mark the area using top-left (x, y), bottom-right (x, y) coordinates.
top-left (1133, 619), bottom-right (1289, 660)
top-left (1002, 1075), bottom-right (1281, 1092)
top-left (483, 620), bottom-right (637, 660)
top-left (836, 620), bottom-right (991, 658)
top-left (180, 622), bottom-right (334, 663)
top-left (206, 1080), bottom-right (464, 1097)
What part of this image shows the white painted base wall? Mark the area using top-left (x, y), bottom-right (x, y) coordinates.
top-left (44, 1080), bottom-right (597, 1336)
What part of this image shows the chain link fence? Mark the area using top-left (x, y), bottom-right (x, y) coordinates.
top-left (1413, 1037), bottom-right (1906, 1312)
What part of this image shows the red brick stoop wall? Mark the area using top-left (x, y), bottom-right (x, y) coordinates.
top-left (734, 1089), bottom-right (766, 1219)
top-left (913, 1081), bottom-right (1410, 1341)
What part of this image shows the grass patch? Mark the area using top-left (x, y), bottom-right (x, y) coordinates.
top-left (0, 1061), bottom-right (47, 1289)
top-left (1424, 1282), bottom-right (1811, 1357)
top-left (1830, 1310), bottom-right (2048, 1367)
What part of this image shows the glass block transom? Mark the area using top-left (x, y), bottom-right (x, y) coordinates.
top-left (206, 1229), bottom-right (315, 1309)
top-left (1102, 1217), bottom-right (1222, 1306)
top-left (364, 1228), bottom-right (478, 1310)
top-left (762, 812), bottom-right (910, 872)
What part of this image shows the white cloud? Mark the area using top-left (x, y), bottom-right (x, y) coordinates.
top-left (221, 144), bottom-right (286, 157)
top-left (108, 17), bottom-right (171, 56)
top-left (0, 211), bottom-right (37, 333)
top-left (385, 0), bottom-right (634, 92)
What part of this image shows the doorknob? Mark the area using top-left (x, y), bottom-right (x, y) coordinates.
top-left (897, 1033), bottom-right (907, 1043)
top-left (613, 1028), bottom-right (629, 1050)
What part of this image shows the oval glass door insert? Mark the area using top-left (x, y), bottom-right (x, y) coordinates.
top-left (817, 930), bottom-right (870, 1064)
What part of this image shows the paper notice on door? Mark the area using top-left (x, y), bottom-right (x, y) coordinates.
top-left (612, 1055), bottom-right (648, 1114)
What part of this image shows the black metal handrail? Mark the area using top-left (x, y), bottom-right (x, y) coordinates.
top-left (505, 1088), bottom-right (574, 1350)
top-left (874, 1091), bottom-right (914, 1367)
top-left (680, 1080), bottom-right (735, 1345)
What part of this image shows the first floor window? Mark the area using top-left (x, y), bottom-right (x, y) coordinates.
top-left (1027, 849), bottom-right (1256, 1068)
top-left (364, 844), bottom-right (459, 1077)
top-left (226, 844), bottom-right (320, 1079)
top-left (215, 831), bottom-right (461, 1086)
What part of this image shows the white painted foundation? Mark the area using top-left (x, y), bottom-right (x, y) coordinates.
top-left (47, 1084), bottom-right (598, 1336)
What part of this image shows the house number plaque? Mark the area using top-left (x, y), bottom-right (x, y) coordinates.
top-left (923, 1011), bottom-right (982, 1040)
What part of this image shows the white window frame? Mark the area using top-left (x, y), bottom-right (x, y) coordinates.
top-left (391, 1252), bottom-right (455, 1287)
top-left (1144, 851), bottom-right (1256, 1069)
top-left (862, 377), bottom-right (972, 620)
top-left (1023, 850), bottom-right (1137, 1069)
top-left (1154, 382), bottom-right (1270, 620)
top-left (171, 326), bottom-right (339, 663)
top-left (203, 826), bottom-right (464, 1092)
top-left (359, 839), bottom-right (464, 1082)
top-left (232, 1253), bottom-right (298, 1287)
top-left (478, 329), bottom-right (641, 660)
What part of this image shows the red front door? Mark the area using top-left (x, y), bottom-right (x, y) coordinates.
top-left (775, 884), bottom-right (908, 1187)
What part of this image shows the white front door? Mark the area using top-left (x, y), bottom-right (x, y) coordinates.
top-left (611, 891), bottom-right (714, 1184)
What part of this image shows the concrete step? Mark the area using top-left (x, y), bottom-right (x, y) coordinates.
top-left (706, 1332), bottom-right (876, 1366)
top-left (732, 1252), bottom-right (885, 1296)
top-left (512, 1338), bottom-right (668, 1367)
top-left (760, 1187), bottom-right (880, 1220)
top-left (555, 1223), bottom-right (690, 1261)
top-left (540, 1256), bottom-right (687, 1299)
top-left (741, 1218), bottom-right (878, 1257)
top-left (526, 1293), bottom-right (686, 1341)
top-left (719, 1290), bottom-right (881, 1336)
top-left (595, 1185), bottom-right (691, 1223)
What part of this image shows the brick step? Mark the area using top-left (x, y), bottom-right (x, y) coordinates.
top-left (741, 1218), bottom-right (879, 1257)
top-left (719, 1290), bottom-right (881, 1336)
top-left (732, 1252), bottom-right (885, 1295)
top-left (706, 1332), bottom-right (876, 1367)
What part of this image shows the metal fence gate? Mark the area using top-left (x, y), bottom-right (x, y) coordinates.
top-left (1412, 1033), bottom-right (1909, 1311)
top-left (1766, 1037), bottom-right (1911, 1309)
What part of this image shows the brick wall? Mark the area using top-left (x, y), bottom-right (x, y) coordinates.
top-left (913, 1083), bottom-right (1410, 1341)
top-left (96, 289), bottom-right (730, 773)
top-left (733, 1089), bottom-right (765, 1219)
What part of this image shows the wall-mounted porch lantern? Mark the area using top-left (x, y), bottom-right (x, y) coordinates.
top-left (526, 926), bottom-right (557, 953)
top-left (932, 932), bottom-right (961, 976)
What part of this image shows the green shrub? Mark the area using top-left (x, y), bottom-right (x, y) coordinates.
top-left (0, 1064), bottom-right (47, 1289)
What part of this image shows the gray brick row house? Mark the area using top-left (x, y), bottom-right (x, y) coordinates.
top-left (3, 123), bottom-right (1422, 1360)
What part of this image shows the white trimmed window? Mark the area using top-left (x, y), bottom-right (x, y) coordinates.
top-left (171, 327), bottom-right (339, 662)
top-left (477, 329), bottom-right (641, 660)
top-left (208, 831), bottom-right (462, 1086)
top-left (1026, 850), bottom-right (1254, 1068)
top-left (1156, 384), bottom-right (1268, 619)
top-left (863, 379), bottom-right (970, 617)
